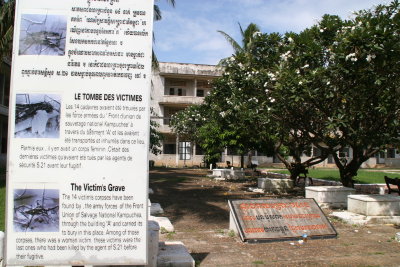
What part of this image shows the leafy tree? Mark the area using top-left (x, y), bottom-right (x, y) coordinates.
top-left (273, 2), bottom-right (400, 186)
top-left (0, 0), bottom-right (15, 61)
top-left (149, 108), bottom-right (163, 155)
top-left (245, 31), bottom-right (330, 181)
top-left (170, 102), bottom-right (226, 167)
top-left (173, 1), bottom-right (400, 187)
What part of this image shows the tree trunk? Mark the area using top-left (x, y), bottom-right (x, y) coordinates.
top-left (339, 168), bottom-right (356, 187)
top-left (288, 166), bottom-right (301, 182)
top-left (247, 151), bottom-right (252, 168)
top-left (240, 154), bottom-right (244, 169)
top-left (288, 162), bottom-right (308, 185)
top-left (332, 150), bottom-right (365, 188)
top-left (275, 153), bottom-right (302, 183)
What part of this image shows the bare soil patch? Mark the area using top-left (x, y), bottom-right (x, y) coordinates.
top-left (149, 168), bottom-right (400, 267)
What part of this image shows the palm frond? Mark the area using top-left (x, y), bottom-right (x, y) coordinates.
top-left (217, 30), bottom-right (242, 54)
top-left (152, 49), bottom-right (159, 70)
top-left (165, 0), bottom-right (175, 7)
top-left (154, 4), bottom-right (162, 21)
top-left (153, 0), bottom-right (175, 69)
top-left (238, 22), bottom-right (244, 38)
top-left (242, 23), bottom-right (260, 50)
top-left (0, 25), bottom-right (13, 56)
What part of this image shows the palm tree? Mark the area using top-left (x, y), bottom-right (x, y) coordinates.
top-left (217, 23), bottom-right (261, 166)
top-left (154, 0), bottom-right (175, 22)
top-left (152, 0), bottom-right (175, 68)
top-left (218, 22), bottom-right (261, 65)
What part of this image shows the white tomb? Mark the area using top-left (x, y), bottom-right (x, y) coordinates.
top-left (157, 241), bottom-right (195, 267)
top-left (150, 203), bottom-right (164, 216)
top-left (258, 178), bottom-right (293, 193)
top-left (348, 194), bottom-right (400, 216)
top-left (212, 169), bottom-right (245, 180)
top-left (305, 186), bottom-right (356, 209)
top-left (332, 194), bottom-right (400, 225)
top-left (150, 216), bottom-right (175, 233)
top-left (148, 220), bottom-right (160, 267)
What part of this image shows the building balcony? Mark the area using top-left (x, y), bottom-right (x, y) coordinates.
top-left (159, 95), bottom-right (204, 106)
top-left (159, 62), bottom-right (223, 77)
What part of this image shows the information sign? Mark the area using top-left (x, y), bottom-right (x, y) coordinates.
top-left (5, 0), bottom-right (153, 265)
top-left (229, 199), bottom-right (337, 242)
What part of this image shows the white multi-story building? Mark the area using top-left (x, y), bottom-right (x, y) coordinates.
top-left (149, 62), bottom-right (222, 167)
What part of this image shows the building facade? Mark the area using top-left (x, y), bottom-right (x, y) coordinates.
top-left (149, 62), bottom-right (222, 167)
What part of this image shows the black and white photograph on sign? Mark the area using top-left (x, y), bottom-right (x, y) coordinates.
top-left (19, 14), bottom-right (67, 56)
top-left (13, 188), bottom-right (59, 232)
top-left (14, 93), bottom-right (61, 138)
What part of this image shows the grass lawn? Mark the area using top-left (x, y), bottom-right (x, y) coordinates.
top-left (272, 168), bottom-right (400, 184)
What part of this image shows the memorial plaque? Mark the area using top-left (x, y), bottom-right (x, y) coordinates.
top-left (229, 199), bottom-right (337, 242)
top-left (6, 0), bottom-right (153, 265)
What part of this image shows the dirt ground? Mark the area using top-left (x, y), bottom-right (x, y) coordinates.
top-left (149, 168), bottom-right (400, 267)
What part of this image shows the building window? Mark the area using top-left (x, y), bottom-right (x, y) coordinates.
top-left (338, 147), bottom-right (349, 158)
top-left (195, 144), bottom-right (204, 155)
top-left (164, 78), bottom-right (188, 96)
top-left (312, 147), bottom-right (321, 157)
top-left (163, 144), bottom-right (176, 154)
top-left (387, 148), bottom-right (396, 158)
top-left (178, 142), bottom-right (191, 160)
top-left (196, 89), bottom-right (204, 97)
top-left (177, 88), bottom-right (185, 96)
top-left (166, 87), bottom-right (186, 96)
top-left (197, 80), bottom-right (211, 97)
top-left (327, 154), bottom-right (334, 163)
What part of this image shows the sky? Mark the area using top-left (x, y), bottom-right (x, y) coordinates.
top-left (153, 0), bottom-right (388, 65)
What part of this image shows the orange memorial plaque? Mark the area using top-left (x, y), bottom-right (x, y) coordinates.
top-left (229, 199), bottom-right (337, 242)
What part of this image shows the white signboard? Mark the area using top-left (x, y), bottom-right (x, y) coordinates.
top-left (5, 0), bottom-right (153, 265)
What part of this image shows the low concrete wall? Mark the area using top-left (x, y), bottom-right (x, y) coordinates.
top-left (385, 158), bottom-right (400, 168)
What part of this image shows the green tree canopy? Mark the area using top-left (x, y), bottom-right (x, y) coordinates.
top-left (171, 1), bottom-right (400, 187)
top-left (0, 0), bottom-right (15, 61)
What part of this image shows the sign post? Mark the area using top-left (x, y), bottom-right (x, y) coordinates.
top-left (5, 0), bottom-right (153, 265)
